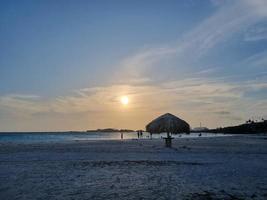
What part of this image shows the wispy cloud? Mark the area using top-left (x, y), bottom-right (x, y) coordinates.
top-left (176, 1), bottom-right (258, 58)
top-left (117, 46), bottom-right (176, 80)
top-left (1, 75), bottom-right (266, 131)
top-left (115, 0), bottom-right (267, 85)
top-left (240, 50), bottom-right (267, 69)
top-left (244, 24), bottom-right (267, 41)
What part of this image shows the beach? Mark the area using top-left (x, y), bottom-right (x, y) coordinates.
top-left (0, 135), bottom-right (267, 200)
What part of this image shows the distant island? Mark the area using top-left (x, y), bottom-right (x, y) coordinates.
top-left (86, 128), bottom-right (135, 133)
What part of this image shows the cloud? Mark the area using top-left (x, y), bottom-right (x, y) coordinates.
top-left (1, 75), bottom-right (266, 131)
top-left (240, 51), bottom-right (267, 69)
top-left (175, 1), bottom-right (257, 58)
top-left (213, 111), bottom-right (231, 115)
top-left (3, 94), bottom-right (40, 100)
top-left (117, 46), bottom-right (176, 79)
top-left (0, 94), bottom-right (45, 115)
top-left (194, 67), bottom-right (221, 76)
top-left (116, 0), bottom-right (267, 83)
top-left (244, 25), bottom-right (267, 41)
top-left (244, 0), bottom-right (267, 17)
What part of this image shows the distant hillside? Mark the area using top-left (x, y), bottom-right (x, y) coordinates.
top-left (86, 128), bottom-right (135, 133)
top-left (191, 127), bottom-right (209, 132)
top-left (208, 120), bottom-right (267, 134)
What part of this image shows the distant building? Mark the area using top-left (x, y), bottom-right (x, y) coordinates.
top-left (192, 127), bottom-right (209, 132)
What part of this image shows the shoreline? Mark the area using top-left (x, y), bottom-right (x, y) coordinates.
top-left (1, 133), bottom-right (267, 145)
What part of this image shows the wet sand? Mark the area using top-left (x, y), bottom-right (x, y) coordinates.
top-left (0, 135), bottom-right (267, 199)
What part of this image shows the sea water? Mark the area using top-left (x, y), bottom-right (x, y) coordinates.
top-left (0, 132), bottom-right (228, 143)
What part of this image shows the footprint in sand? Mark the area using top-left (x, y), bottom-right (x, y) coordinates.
top-left (116, 177), bottom-right (120, 183)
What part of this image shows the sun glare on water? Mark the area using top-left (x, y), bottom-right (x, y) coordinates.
top-left (121, 96), bottom-right (129, 105)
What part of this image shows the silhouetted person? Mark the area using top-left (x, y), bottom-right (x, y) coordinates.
top-left (121, 132), bottom-right (123, 139)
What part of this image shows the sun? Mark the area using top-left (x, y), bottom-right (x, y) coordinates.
top-left (120, 96), bottom-right (129, 105)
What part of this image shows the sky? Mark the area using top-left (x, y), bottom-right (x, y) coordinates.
top-left (0, 0), bottom-right (267, 131)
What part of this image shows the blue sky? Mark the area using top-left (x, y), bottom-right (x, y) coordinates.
top-left (0, 0), bottom-right (267, 131)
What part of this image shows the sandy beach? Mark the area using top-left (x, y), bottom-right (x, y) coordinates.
top-left (0, 135), bottom-right (267, 200)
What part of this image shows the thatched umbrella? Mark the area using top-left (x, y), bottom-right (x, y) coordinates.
top-left (146, 113), bottom-right (190, 139)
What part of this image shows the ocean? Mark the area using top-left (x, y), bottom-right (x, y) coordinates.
top-left (0, 132), bottom-right (227, 143)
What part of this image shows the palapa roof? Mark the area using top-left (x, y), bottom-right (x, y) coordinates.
top-left (146, 113), bottom-right (190, 134)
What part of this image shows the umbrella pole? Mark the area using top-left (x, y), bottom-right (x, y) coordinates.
top-left (165, 131), bottom-right (172, 148)
top-left (167, 131), bottom-right (170, 138)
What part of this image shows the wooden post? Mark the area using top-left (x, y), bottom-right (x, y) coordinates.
top-left (165, 132), bottom-right (173, 148)
top-left (165, 137), bottom-right (173, 147)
